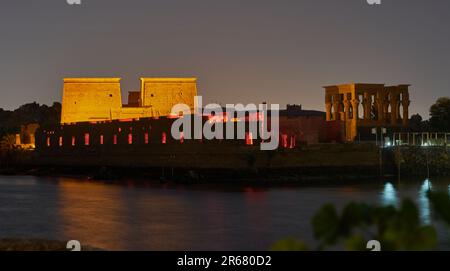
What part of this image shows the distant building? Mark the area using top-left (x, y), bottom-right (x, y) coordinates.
top-left (278, 104), bottom-right (326, 145)
top-left (15, 123), bottom-right (40, 149)
top-left (324, 83), bottom-right (410, 141)
top-left (201, 103), bottom-right (327, 145)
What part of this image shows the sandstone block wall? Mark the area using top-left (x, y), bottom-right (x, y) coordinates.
top-left (61, 78), bottom-right (122, 124)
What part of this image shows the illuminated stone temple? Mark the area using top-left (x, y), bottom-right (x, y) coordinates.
top-left (324, 84), bottom-right (410, 141)
top-left (61, 78), bottom-right (198, 124)
top-left (37, 76), bottom-right (332, 155)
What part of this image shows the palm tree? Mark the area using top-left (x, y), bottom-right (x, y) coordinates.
top-left (0, 134), bottom-right (18, 168)
top-left (0, 134), bottom-right (16, 150)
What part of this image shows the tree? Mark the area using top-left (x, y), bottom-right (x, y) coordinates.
top-left (429, 97), bottom-right (450, 131)
top-left (0, 134), bottom-right (18, 168)
top-left (0, 102), bottom-right (61, 139)
top-left (0, 134), bottom-right (16, 152)
top-left (271, 193), bottom-right (450, 251)
top-left (409, 113), bottom-right (423, 132)
top-left (428, 191), bottom-right (450, 225)
top-left (311, 199), bottom-right (436, 251)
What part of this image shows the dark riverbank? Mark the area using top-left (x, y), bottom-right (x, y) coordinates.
top-left (0, 164), bottom-right (392, 185)
top-left (2, 143), bottom-right (393, 182)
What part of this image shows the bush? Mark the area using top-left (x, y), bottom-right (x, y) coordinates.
top-left (272, 191), bottom-right (450, 251)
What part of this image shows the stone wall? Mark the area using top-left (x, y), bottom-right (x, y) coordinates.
top-left (35, 141), bottom-right (381, 175)
top-left (393, 146), bottom-right (450, 176)
top-left (141, 78), bottom-right (197, 116)
top-left (61, 78), bottom-right (123, 124)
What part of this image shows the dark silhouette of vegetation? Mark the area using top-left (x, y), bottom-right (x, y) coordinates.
top-left (409, 113), bottom-right (423, 131)
top-left (429, 97), bottom-right (450, 131)
top-left (408, 97), bottom-right (450, 132)
top-left (409, 113), bottom-right (431, 132)
top-left (0, 134), bottom-right (32, 168)
top-left (0, 134), bottom-right (18, 168)
top-left (0, 102), bottom-right (61, 139)
top-left (272, 191), bottom-right (450, 251)
top-left (428, 191), bottom-right (450, 225)
top-left (0, 102), bottom-right (60, 168)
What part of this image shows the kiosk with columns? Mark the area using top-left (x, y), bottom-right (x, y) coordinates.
top-left (324, 83), bottom-right (410, 142)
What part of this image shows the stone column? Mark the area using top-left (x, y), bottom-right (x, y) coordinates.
top-left (344, 98), bottom-right (351, 120)
top-left (383, 98), bottom-right (390, 122)
top-left (391, 94), bottom-right (399, 125)
top-left (325, 93), bottom-right (332, 121)
top-left (350, 98), bottom-right (360, 141)
top-left (363, 92), bottom-right (371, 120)
top-left (332, 94), bottom-right (341, 121)
top-left (351, 98), bottom-right (359, 120)
top-left (402, 99), bottom-right (410, 126)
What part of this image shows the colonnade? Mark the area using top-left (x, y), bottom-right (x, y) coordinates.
top-left (325, 86), bottom-right (410, 126)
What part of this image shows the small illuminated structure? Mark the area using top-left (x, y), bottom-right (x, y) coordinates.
top-left (324, 84), bottom-right (410, 141)
top-left (14, 123), bottom-right (40, 149)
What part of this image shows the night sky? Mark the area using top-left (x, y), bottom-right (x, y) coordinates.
top-left (1, 0), bottom-right (449, 118)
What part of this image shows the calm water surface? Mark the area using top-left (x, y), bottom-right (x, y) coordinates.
top-left (0, 176), bottom-right (449, 250)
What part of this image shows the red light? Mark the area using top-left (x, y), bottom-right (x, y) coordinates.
top-left (281, 134), bottom-right (288, 148)
top-left (84, 133), bottom-right (90, 146)
top-left (71, 136), bottom-right (76, 146)
top-left (118, 118), bottom-right (134, 122)
top-left (290, 135), bottom-right (296, 149)
top-left (113, 134), bottom-right (118, 145)
top-left (162, 132), bottom-right (167, 144)
top-left (59, 137), bottom-right (63, 147)
top-left (245, 132), bottom-right (254, 145)
top-left (145, 133), bottom-right (149, 144)
top-left (100, 135), bottom-right (104, 145)
top-left (46, 137), bottom-right (50, 147)
top-left (167, 114), bottom-right (181, 119)
top-left (128, 133), bottom-right (133, 145)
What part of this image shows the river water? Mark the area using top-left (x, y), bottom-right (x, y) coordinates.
top-left (0, 176), bottom-right (449, 250)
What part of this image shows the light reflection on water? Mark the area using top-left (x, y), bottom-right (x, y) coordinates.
top-left (381, 179), bottom-right (442, 226)
top-left (381, 182), bottom-right (398, 207)
top-left (0, 176), bottom-right (449, 250)
top-left (419, 179), bottom-right (432, 225)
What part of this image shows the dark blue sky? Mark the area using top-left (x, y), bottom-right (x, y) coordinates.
top-left (1, 0), bottom-right (449, 118)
